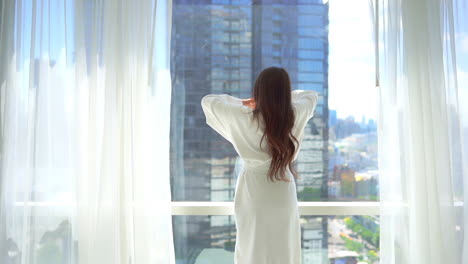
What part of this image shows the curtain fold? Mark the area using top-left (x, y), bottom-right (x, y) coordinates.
top-left (377, 0), bottom-right (468, 263)
top-left (0, 0), bottom-right (175, 263)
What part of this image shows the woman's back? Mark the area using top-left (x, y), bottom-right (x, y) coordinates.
top-left (201, 89), bottom-right (318, 174)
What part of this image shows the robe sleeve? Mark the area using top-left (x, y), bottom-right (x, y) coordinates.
top-left (291, 89), bottom-right (319, 120)
top-left (201, 94), bottom-right (243, 141)
top-left (290, 90), bottom-right (319, 160)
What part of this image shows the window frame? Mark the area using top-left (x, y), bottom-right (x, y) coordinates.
top-left (171, 202), bottom-right (380, 215)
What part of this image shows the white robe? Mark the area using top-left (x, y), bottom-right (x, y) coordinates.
top-left (201, 90), bottom-right (318, 264)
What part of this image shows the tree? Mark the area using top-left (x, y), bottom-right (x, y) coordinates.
top-left (297, 187), bottom-right (321, 201)
top-left (340, 216), bottom-right (379, 264)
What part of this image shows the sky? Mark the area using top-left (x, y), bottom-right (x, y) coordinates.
top-left (326, 0), bottom-right (468, 122)
top-left (328, 0), bottom-right (377, 121)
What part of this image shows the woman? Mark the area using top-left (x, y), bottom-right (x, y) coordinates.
top-left (201, 66), bottom-right (318, 264)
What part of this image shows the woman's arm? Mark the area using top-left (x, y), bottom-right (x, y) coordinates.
top-left (291, 90), bottom-right (319, 119)
top-left (201, 94), bottom-right (243, 141)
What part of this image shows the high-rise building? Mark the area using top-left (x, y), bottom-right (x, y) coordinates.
top-left (170, 0), bottom-right (329, 262)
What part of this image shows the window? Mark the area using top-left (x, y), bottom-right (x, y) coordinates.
top-left (299, 38), bottom-right (325, 50)
top-left (170, 0), bottom-right (378, 263)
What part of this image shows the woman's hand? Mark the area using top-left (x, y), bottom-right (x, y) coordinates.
top-left (242, 98), bottom-right (256, 109)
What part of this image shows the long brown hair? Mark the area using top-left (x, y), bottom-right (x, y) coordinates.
top-left (252, 67), bottom-right (299, 182)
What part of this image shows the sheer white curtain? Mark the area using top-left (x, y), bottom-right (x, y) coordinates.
top-left (0, 0), bottom-right (175, 264)
top-left (377, 0), bottom-right (468, 263)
